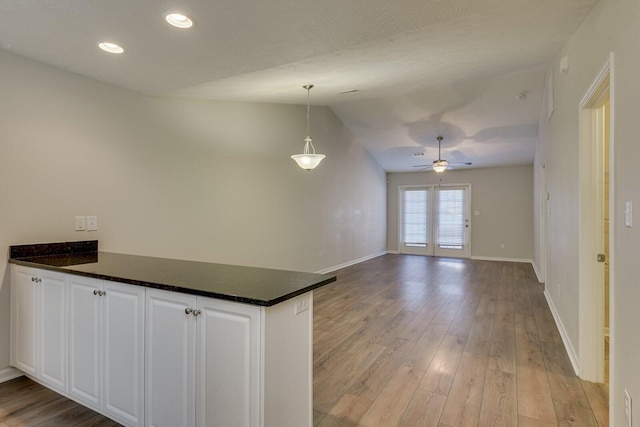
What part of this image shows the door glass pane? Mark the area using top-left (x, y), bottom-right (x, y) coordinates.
top-left (403, 189), bottom-right (428, 247)
top-left (437, 188), bottom-right (465, 248)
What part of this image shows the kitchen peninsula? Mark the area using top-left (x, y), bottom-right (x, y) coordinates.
top-left (9, 240), bottom-right (336, 427)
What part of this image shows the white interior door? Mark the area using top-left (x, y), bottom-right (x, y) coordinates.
top-left (434, 186), bottom-right (471, 258)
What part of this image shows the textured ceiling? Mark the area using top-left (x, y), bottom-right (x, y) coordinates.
top-left (0, 0), bottom-right (597, 171)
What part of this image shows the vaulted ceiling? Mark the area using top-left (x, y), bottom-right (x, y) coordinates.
top-left (0, 0), bottom-right (597, 171)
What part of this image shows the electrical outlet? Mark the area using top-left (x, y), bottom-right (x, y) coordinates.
top-left (294, 296), bottom-right (310, 315)
top-left (87, 216), bottom-right (98, 231)
top-left (625, 389), bottom-right (632, 427)
top-left (75, 216), bottom-right (86, 231)
top-left (500, 243), bottom-right (505, 250)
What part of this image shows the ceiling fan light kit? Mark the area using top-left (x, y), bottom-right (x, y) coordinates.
top-left (432, 159), bottom-right (448, 173)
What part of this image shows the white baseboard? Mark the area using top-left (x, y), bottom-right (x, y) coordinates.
top-left (315, 251), bottom-right (388, 274)
top-left (532, 261), bottom-right (544, 283)
top-left (386, 250), bottom-right (399, 254)
top-left (0, 367), bottom-right (23, 383)
top-left (470, 256), bottom-right (533, 264)
top-left (544, 290), bottom-right (581, 376)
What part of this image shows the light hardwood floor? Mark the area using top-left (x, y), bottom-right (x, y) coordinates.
top-left (313, 254), bottom-right (609, 427)
top-left (0, 376), bottom-right (118, 426)
top-left (0, 254), bottom-right (608, 426)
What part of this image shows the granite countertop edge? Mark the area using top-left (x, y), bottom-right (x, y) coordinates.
top-left (8, 242), bottom-right (337, 307)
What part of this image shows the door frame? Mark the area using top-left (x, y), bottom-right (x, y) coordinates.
top-left (577, 52), bottom-right (614, 388)
top-left (398, 183), bottom-right (472, 258)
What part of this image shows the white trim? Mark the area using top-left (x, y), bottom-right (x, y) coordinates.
top-left (386, 250), bottom-right (400, 255)
top-left (0, 367), bottom-right (23, 383)
top-left (544, 290), bottom-right (580, 376)
top-left (577, 52), bottom-right (614, 384)
top-left (470, 256), bottom-right (533, 264)
top-left (532, 261), bottom-right (544, 283)
top-left (314, 251), bottom-right (387, 274)
top-left (607, 51), bottom-right (616, 427)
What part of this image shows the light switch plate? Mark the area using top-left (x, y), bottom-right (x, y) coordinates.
top-left (87, 216), bottom-right (98, 231)
top-left (625, 201), bottom-right (633, 228)
top-left (75, 216), bottom-right (86, 231)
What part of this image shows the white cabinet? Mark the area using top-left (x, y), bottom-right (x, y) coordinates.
top-left (145, 290), bottom-right (196, 427)
top-left (68, 275), bottom-right (102, 407)
top-left (10, 266), bottom-right (67, 393)
top-left (145, 289), bottom-right (261, 427)
top-left (68, 275), bottom-right (145, 427)
top-left (196, 297), bottom-right (261, 427)
top-left (102, 281), bottom-right (146, 426)
top-left (11, 264), bottom-right (314, 427)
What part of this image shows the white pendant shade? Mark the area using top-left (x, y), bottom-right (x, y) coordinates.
top-left (291, 135), bottom-right (325, 170)
top-left (292, 85), bottom-right (325, 170)
top-left (291, 153), bottom-right (325, 170)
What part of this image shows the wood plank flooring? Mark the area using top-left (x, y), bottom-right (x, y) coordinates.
top-left (313, 254), bottom-right (609, 426)
top-left (0, 254), bottom-right (609, 426)
top-left (0, 376), bottom-right (119, 426)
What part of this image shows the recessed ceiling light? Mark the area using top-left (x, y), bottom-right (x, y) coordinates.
top-left (98, 42), bottom-right (124, 54)
top-left (165, 13), bottom-right (194, 29)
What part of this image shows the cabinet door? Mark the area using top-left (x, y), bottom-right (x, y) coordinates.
top-left (196, 297), bottom-right (261, 427)
top-left (68, 275), bottom-right (103, 408)
top-left (146, 289), bottom-right (196, 427)
top-left (103, 281), bottom-right (145, 427)
top-left (11, 266), bottom-right (38, 376)
top-left (39, 270), bottom-right (67, 393)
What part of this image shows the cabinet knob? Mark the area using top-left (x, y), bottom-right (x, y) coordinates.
top-left (36, 278), bottom-right (41, 283)
top-left (94, 289), bottom-right (99, 295)
top-left (31, 277), bottom-right (36, 282)
top-left (99, 290), bottom-right (106, 296)
top-left (192, 309), bottom-right (201, 317)
top-left (185, 307), bottom-right (193, 315)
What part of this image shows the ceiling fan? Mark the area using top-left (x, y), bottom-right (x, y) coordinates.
top-left (412, 136), bottom-right (472, 173)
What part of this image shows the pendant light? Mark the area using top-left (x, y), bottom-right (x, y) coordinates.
top-left (291, 85), bottom-right (325, 170)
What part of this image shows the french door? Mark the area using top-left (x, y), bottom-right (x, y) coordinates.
top-left (399, 185), bottom-right (471, 258)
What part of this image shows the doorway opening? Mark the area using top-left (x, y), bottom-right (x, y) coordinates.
top-left (578, 53), bottom-right (614, 391)
top-left (398, 184), bottom-right (471, 259)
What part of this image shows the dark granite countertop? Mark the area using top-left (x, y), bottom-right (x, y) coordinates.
top-left (8, 241), bottom-right (336, 307)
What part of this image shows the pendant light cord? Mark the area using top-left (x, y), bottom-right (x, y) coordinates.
top-left (303, 84), bottom-right (315, 154)
top-left (306, 86), bottom-right (311, 137)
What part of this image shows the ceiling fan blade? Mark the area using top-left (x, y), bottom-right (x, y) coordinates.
top-left (447, 162), bottom-right (473, 166)
top-left (412, 164), bottom-right (433, 168)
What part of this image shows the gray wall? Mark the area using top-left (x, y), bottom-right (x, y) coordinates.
top-left (535, 0), bottom-right (640, 424)
top-left (387, 165), bottom-right (533, 260)
top-left (0, 50), bottom-right (387, 377)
